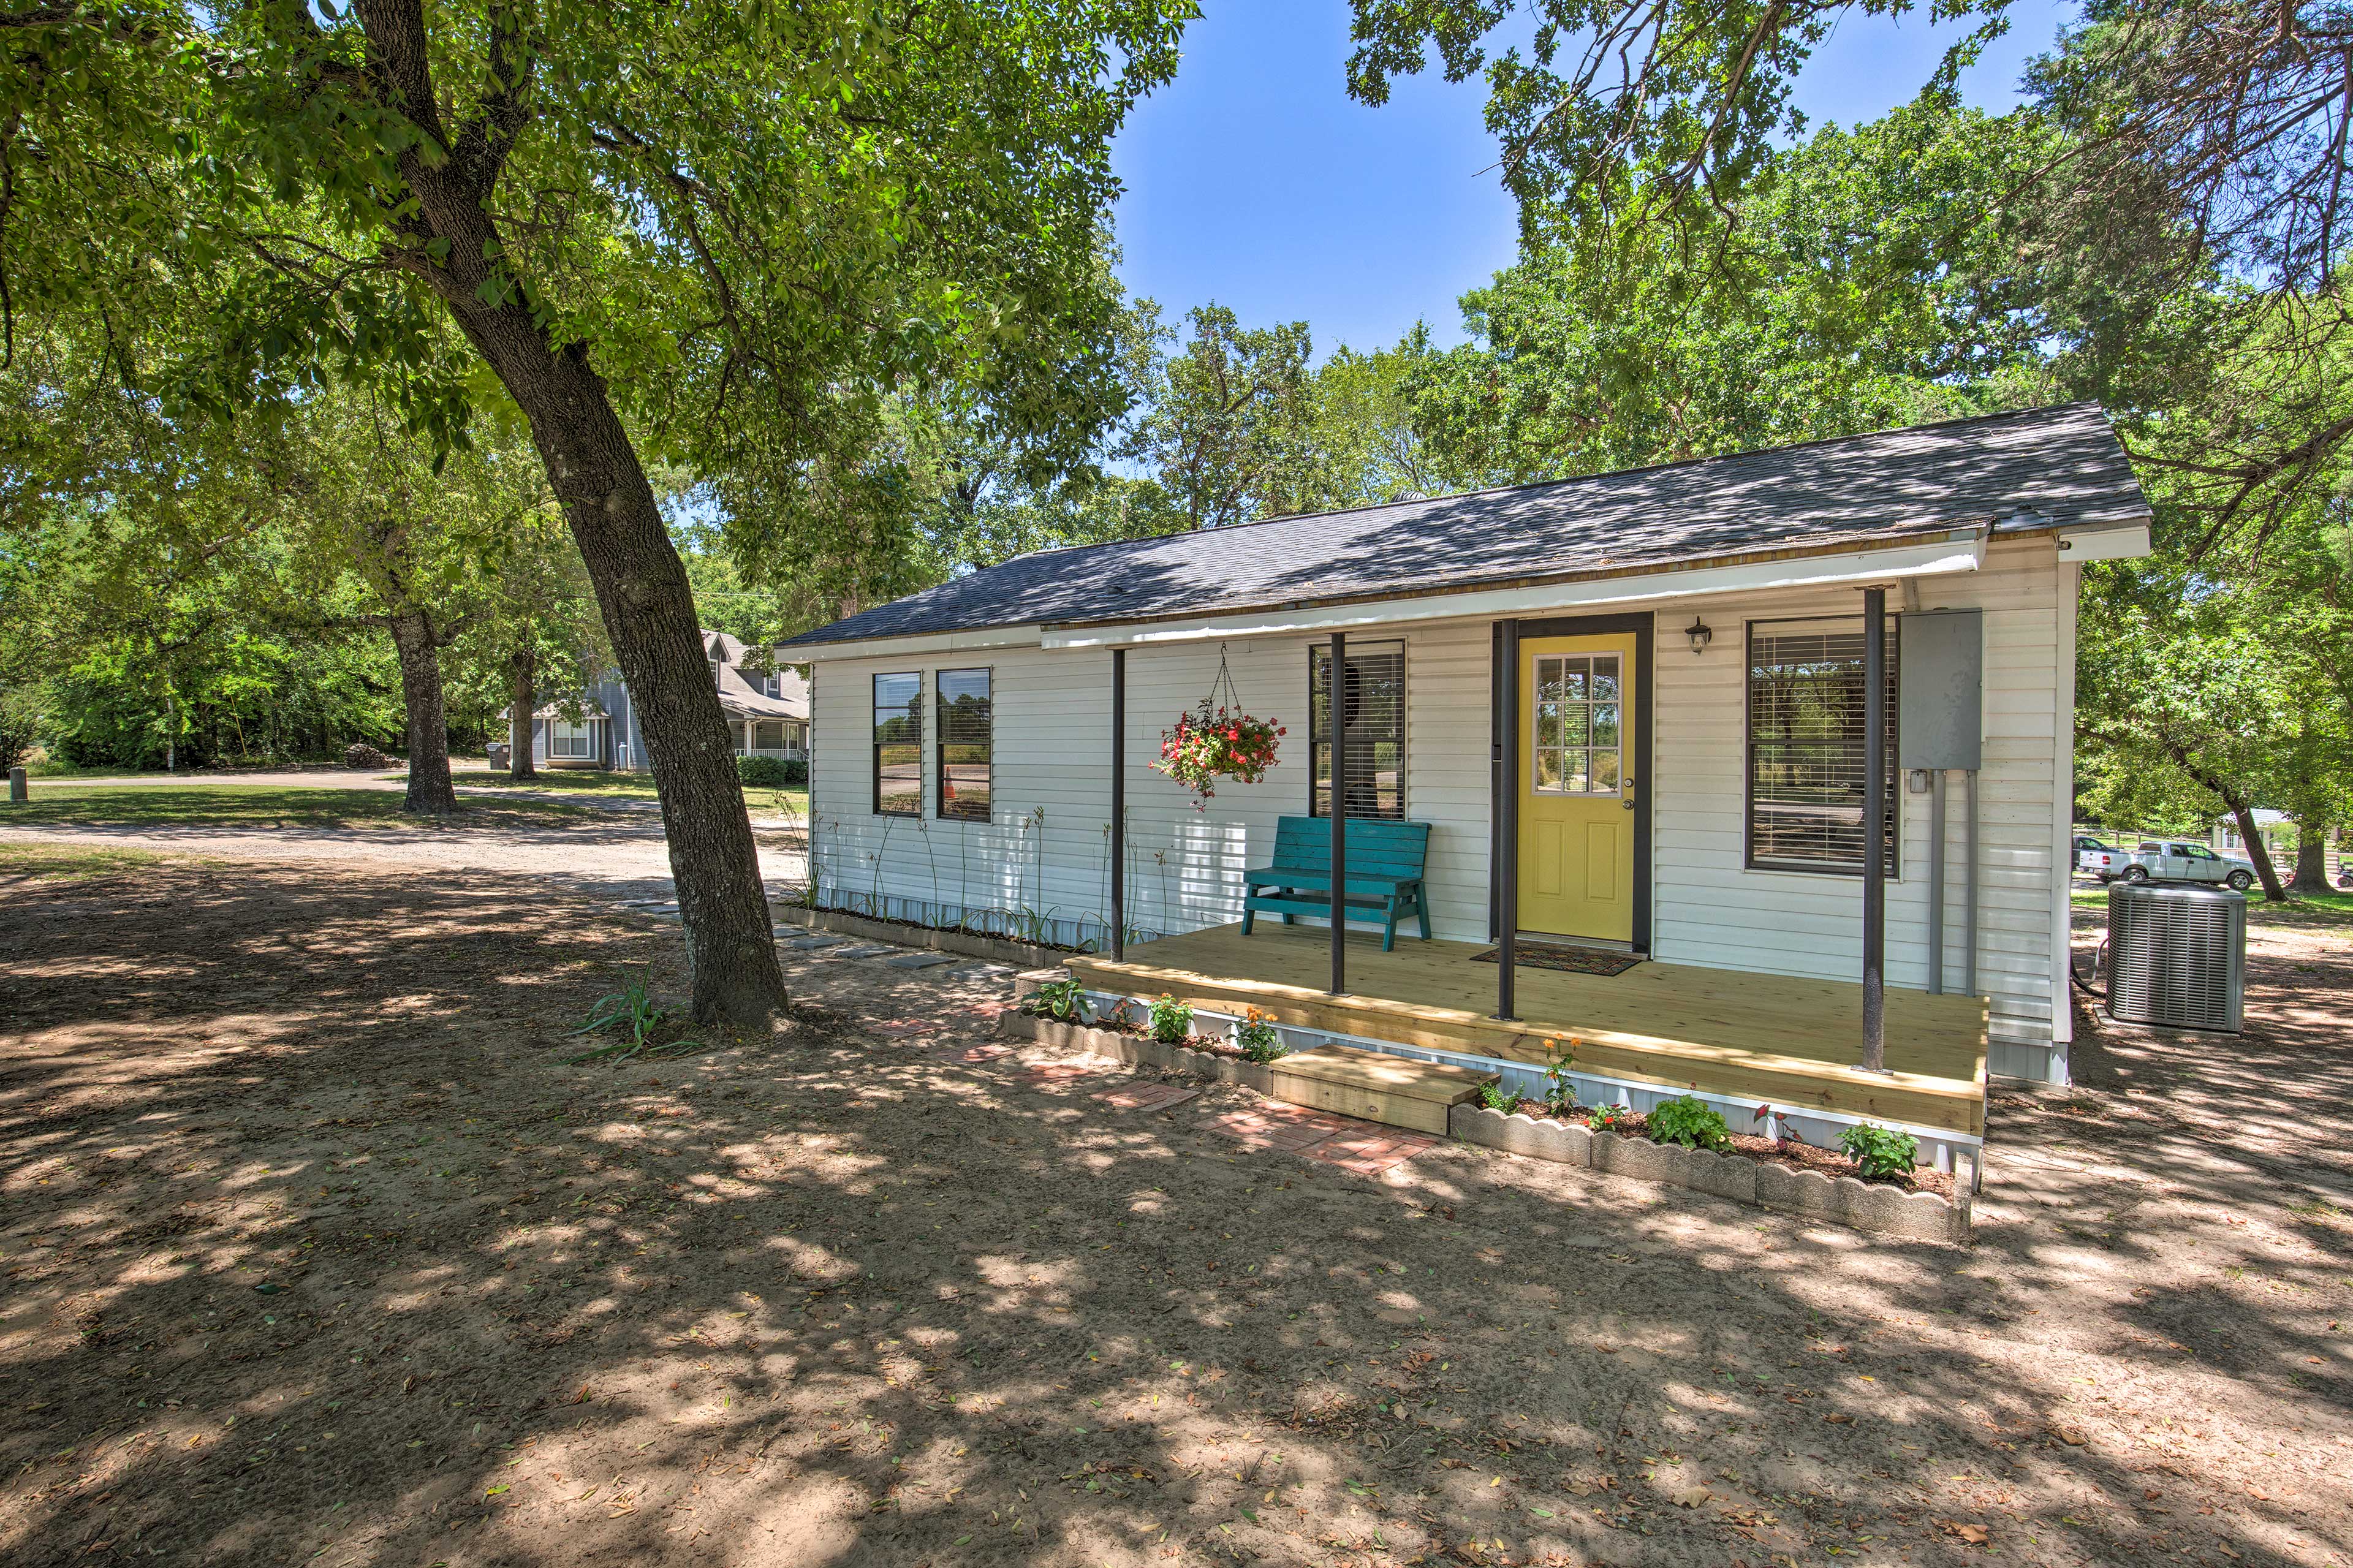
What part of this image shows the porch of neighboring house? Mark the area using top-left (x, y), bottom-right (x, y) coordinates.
top-left (730, 717), bottom-right (808, 761)
top-left (1065, 920), bottom-right (1989, 1167)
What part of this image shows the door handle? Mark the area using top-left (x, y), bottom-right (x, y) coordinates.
top-left (1621, 777), bottom-right (1636, 811)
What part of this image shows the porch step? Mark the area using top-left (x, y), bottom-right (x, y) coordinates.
top-left (1267, 1044), bottom-right (1493, 1136)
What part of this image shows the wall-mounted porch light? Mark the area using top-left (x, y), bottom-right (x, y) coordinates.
top-left (1684, 616), bottom-right (1715, 655)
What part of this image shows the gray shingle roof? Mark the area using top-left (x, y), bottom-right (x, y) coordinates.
top-left (784, 402), bottom-right (2146, 650)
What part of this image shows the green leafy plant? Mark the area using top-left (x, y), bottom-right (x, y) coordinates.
top-left (1647, 1094), bottom-right (1730, 1150)
top-left (1838, 1123), bottom-right (1920, 1181)
top-left (1477, 1080), bottom-right (1516, 1112)
top-left (1585, 1102), bottom-right (1632, 1132)
top-left (1234, 1006), bottom-right (1288, 1063)
top-left (1147, 993), bottom-right (1194, 1045)
top-left (1025, 975), bottom-right (1090, 1024)
top-left (563, 978), bottom-right (694, 1064)
top-left (1539, 1037), bottom-right (1578, 1115)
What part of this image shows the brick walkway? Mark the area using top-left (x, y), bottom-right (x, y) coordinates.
top-left (1092, 1082), bottom-right (1199, 1114)
top-left (1204, 1104), bottom-right (1439, 1176)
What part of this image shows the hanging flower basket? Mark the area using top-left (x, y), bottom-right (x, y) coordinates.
top-left (1154, 646), bottom-right (1283, 809)
top-left (1156, 702), bottom-right (1284, 807)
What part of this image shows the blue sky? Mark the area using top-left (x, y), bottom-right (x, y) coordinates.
top-left (1110, 1), bottom-right (2078, 356)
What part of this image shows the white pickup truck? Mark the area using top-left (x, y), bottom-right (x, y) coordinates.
top-left (2082, 839), bottom-right (2259, 891)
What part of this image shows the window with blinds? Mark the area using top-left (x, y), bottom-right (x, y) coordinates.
top-left (1309, 640), bottom-right (1406, 819)
top-left (1746, 623), bottom-right (1899, 874)
top-left (873, 672), bottom-right (922, 816)
top-left (936, 668), bottom-right (992, 822)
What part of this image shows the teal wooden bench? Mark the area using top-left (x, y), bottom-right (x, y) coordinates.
top-left (1241, 816), bottom-right (1432, 951)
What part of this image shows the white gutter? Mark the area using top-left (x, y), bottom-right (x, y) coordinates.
top-left (2052, 522), bottom-right (2152, 562)
top-left (1041, 529), bottom-right (1990, 650)
top-left (790, 623), bottom-right (1045, 664)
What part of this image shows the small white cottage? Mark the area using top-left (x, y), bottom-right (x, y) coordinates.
top-left (783, 404), bottom-right (2152, 1170)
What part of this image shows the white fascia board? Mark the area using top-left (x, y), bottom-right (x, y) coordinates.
top-left (2053, 522), bottom-right (2153, 562)
top-left (1041, 531), bottom-right (1988, 650)
top-left (789, 624), bottom-right (1045, 664)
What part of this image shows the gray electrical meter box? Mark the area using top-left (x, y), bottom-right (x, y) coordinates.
top-left (1898, 608), bottom-right (1983, 770)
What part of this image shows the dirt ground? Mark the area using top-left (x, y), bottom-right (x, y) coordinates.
top-left (2, 850), bottom-right (2348, 1568)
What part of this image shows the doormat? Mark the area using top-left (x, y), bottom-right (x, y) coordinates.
top-left (1469, 942), bottom-right (1643, 978)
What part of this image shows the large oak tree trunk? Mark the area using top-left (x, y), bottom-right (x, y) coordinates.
top-left (2222, 798), bottom-right (2287, 901)
top-left (360, 0), bottom-right (787, 1027)
top-left (2290, 821), bottom-right (2332, 895)
top-left (508, 648), bottom-right (537, 781)
top-left (388, 610), bottom-right (458, 816)
top-left (447, 325), bottom-right (783, 1025)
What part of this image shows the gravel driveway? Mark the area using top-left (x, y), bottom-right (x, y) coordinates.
top-left (0, 769), bottom-right (804, 900)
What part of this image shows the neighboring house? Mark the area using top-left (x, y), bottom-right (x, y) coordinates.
top-left (783, 404), bottom-right (2154, 1169)
top-left (520, 630), bottom-right (810, 771)
top-left (2213, 809), bottom-right (2295, 859)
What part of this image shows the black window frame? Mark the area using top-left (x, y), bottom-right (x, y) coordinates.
top-left (934, 667), bottom-right (993, 823)
top-left (1308, 639), bottom-right (1408, 820)
top-left (873, 671), bottom-right (923, 817)
top-left (1743, 618), bottom-right (1900, 877)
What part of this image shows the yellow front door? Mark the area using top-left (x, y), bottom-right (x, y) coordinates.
top-left (1517, 633), bottom-right (1639, 942)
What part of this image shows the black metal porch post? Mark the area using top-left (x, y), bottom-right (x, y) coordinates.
top-left (1861, 588), bottom-right (1887, 1072)
top-left (1328, 629), bottom-right (1347, 995)
top-left (1111, 646), bottom-right (1126, 962)
top-left (1496, 619), bottom-right (1520, 1021)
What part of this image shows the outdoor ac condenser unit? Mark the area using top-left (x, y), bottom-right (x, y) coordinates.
top-left (2106, 882), bottom-right (2246, 1033)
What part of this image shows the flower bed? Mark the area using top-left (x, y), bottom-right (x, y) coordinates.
top-left (1005, 968), bottom-right (1969, 1244)
top-left (1452, 1103), bottom-right (1971, 1245)
top-left (1485, 1098), bottom-right (1955, 1199)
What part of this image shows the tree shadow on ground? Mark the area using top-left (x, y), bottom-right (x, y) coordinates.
top-left (0, 862), bottom-right (2346, 1566)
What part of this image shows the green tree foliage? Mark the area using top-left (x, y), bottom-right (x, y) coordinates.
top-left (1409, 105), bottom-right (2053, 480)
top-left (0, 0), bottom-right (1193, 1023)
top-left (1346, 0), bottom-right (2353, 898)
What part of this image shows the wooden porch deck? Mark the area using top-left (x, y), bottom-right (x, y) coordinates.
top-left (1066, 923), bottom-right (1988, 1136)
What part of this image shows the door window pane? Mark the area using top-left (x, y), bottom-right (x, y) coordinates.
top-left (1529, 653), bottom-right (1622, 796)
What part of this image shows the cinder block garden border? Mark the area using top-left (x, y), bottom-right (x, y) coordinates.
top-left (997, 1010), bottom-right (1276, 1097)
top-left (1449, 1104), bottom-right (1971, 1245)
top-left (999, 971), bottom-right (1970, 1246)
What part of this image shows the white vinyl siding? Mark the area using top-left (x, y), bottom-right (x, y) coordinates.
top-left (808, 534), bottom-right (2069, 1080)
top-left (1648, 537), bottom-right (2064, 1077)
top-left (809, 625), bottom-right (1496, 944)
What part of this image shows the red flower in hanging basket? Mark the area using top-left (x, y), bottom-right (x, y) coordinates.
top-left (1156, 700), bottom-right (1284, 809)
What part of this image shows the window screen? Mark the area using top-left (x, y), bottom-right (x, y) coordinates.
top-left (1747, 624), bottom-right (1898, 874)
top-left (936, 668), bottom-right (992, 822)
top-left (1309, 641), bottom-right (1406, 819)
top-left (873, 672), bottom-right (922, 816)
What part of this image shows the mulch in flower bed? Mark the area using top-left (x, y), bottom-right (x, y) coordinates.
top-left (1496, 1099), bottom-right (1955, 1199)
